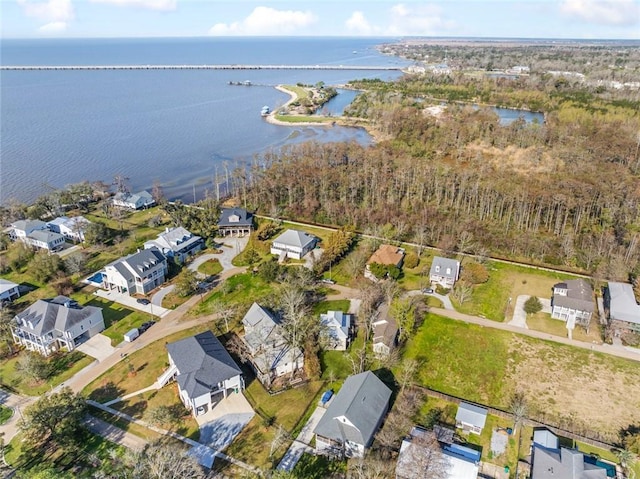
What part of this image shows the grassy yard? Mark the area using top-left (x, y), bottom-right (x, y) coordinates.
top-left (0, 404), bottom-right (13, 424)
top-left (0, 349), bottom-right (94, 396)
top-left (403, 313), bottom-right (640, 438)
top-left (198, 258), bottom-right (223, 276)
top-left (274, 114), bottom-right (333, 123)
top-left (312, 299), bottom-right (351, 315)
top-left (84, 322), bottom-right (215, 401)
top-left (526, 313), bottom-right (602, 343)
top-left (454, 261), bottom-right (579, 322)
top-left (88, 406), bottom-right (164, 442)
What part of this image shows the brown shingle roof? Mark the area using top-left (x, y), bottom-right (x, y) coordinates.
top-left (367, 244), bottom-right (404, 266)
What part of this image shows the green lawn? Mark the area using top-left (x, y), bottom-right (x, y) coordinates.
top-left (454, 261), bottom-right (578, 322)
top-left (312, 299), bottom-right (351, 315)
top-left (0, 404), bottom-right (13, 425)
top-left (0, 350), bottom-right (94, 396)
top-left (274, 115), bottom-right (333, 123)
top-left (527, 313), bottom-right (602, 343)
top-left (198, 258), bottom-right (223, 277)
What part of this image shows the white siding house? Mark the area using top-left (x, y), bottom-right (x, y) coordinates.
top-left (103, 247), bottom-right (168, 296)
top-left (270, 229), bottom-right (317, 260)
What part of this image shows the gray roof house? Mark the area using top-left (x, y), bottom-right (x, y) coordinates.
top-left (160, 331), bottom-right (244, 417)
top-left (371, 303), bottom-right (398, 358)
top-left (144, 226), bottom-right (204, 263)
top-left (102, 247), bottom-right (168, 296)
top-left (270, 229), bottom-right (317, 260)
top-left (11, 296), bottom-right (105, 356)
top-left (320, 310), bottom-right (354, 351)
top-left (0, 279), bottom-right (21, 302)
top-left (455, 402), bottom-right (488, 435)
top-left (217, 208), bottom-right (253, 237)
top-left (430, 257), bottom-right (461, 288)
top-left (10, 219), bottom-right (64, 251)
top-left (112, 190), bottom-right (155, 210)
top-left (9, 219), bottom-right (47, 240)
top-left (531, 445), bottom-right (608, 479)
top-left (314, 371), bottom-right (392, 458)
top-left (533, 428), bottom-right (560, 449)
top-left (241, 303), bottom-right (304, 387)
top-left (551, 279), bottom-right (594, 328)
top-left (605, 282), bottom-right (640, 333)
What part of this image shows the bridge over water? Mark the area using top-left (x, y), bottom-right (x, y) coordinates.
top-left (0, 64), bottom-right (403, 71)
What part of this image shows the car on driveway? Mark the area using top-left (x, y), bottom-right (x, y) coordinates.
top-left (422, 288), bottom-right (434, 294)
top-left (136, 298), bottom-right (151, 305)
top-left (138, 321), bottom-right (156, 333)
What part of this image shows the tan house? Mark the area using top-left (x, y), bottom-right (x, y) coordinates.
top-left (364, 244), bottom-right (405, 281)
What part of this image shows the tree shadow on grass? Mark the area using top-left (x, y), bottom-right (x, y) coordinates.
top-left (84, 299), bottom-right (133, 328)
top-left (117, 399), bottom-right (147, 419)
top-left (88, 381), bottom-right (125, 403)
top-left (136, 362), bottom-right (148, 373)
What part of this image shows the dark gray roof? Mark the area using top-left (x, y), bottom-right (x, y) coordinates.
top-left (218, 208), bottom-right (253, 227)
top-left (167, 331), bottom-right (242, 400)
top-left (531, 446), bottom-right (607, 479)
top-left (608, 282), bottom-right (640, 325)
top-left (117, 247), bottom-right (166, 276)
top-left (314, 371), bottom-right (391, 447)
top-left (29, 230), bottom-right (64, 244)
top-left (455, 402), bottom-right (487, 429)
top-left (553, 279), bottom-right (594, 313)
top-left (14, 296), bottom-right (102, 336)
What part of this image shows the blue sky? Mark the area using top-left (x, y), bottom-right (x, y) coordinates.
top-left (2, 0), bottom-right (639, 39)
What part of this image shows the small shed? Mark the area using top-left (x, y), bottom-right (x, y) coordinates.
top-left (455, 402), bottom-right (488, 435)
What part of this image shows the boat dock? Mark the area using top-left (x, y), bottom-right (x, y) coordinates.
top-left (1, 64), bottom-right (402, 71)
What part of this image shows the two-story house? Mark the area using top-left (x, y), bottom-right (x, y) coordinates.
top-left (241, 302), bottom-right (304, 387)
top-left (10, 219), bottom-right (65, 251)
top-left (102, 247), bottom-right (168, 296)
top-left (605, 282), bottom-right (640, 334)
top-left (429, 257), bottom-right (461, 288)
top-left (0, 279), bottom-right (21, 303)
top-left (551, 279), bottom-right (594, 330)
top-left (320, 310), bottom-right (354, 351)
top-left (270, 229), bottom-right (317, 260)
top-left (144, 227), bottom-right (204, 263)
top-left (217, 208), bottom-right (254, 237)
top-left (112, 190), bottom-right (155, 210)
top-left (158, 331), bottom-right (244, 417)
top-left (11, 296), bottom-right (105, 356)
top-left (47, 216), bottom-right (92, 243)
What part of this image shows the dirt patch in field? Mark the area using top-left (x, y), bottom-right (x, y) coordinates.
top-left (467, 143), bottom-right (558, 175)
top-left (506, 336), bottom-right (640, 439)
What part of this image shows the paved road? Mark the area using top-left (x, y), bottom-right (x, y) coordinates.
top-left (189, 237), bottom-right (249, 278)
top-left (151, 284), bottom-right (175, 306)
top-left (0, 390), bottom-right (37, 443)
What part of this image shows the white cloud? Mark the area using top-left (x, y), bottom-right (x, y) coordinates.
top-left (208, 6), bottom-right (317, 36)
top-left (345, 11), bottom-right (376, 35)
top-left (89, 0), bottom-right (177, 11)
top-left (39, 21), bottom-right (68, 32)
top-left (560, 0), bottom-right (640, 26)
top-left (17, 0), bottom-right (74, 22)
top-left (385, 3), bottom-right (455, 36)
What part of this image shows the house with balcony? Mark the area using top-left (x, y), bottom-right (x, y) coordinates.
top-left (270, 229), bottom-right (317, 260)
top-left (0, 279), bottom-right (21, 303)
top-left (241, 302), bottom-right (304, 387)
top-left (112, 190), bottom-right (155, 210)
top-left (159, 331), bottom-right (244, 417)
top-left (9, 219), bottom-right (65, 251)
top-left (551, 279), bottom-right (594, 330)
top-left (217, 208), bottom-right (254, 237)
top-left (102, 247), bottom-right (168, 296)
top-left (429, 257), bottom-right (461, 288)
top-left (320, 310), bottom-right (354, 351)
top-left (11, 296), bottom-right (105, 356)
top-left (144, 226), bottom-right (203, 263)
top-left (314, 371), bottom-right (391, 458)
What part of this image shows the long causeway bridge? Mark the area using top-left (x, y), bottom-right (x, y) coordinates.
top-left (1, 64), bottom-right (403, 71)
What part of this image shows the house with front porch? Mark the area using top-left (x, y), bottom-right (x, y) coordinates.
top-left (430, 257), bottom-right (461, 288)
top-left (241, 302), bottom-right (304, 387)
top-left (102, 247), bottom-right (168, 296)
top-left (9, 219), bottom-right (65, 251)
top-left (314, 371), bottom-right (391, 458)
top-left (144, 226), bottom-right (203, 263)
top-left (0, 279), bottom-right (21, 303)
top-left (217, 208), bottom-right (254, 237)
top-left (270, 229), bottom-right (317, 260)
top-left (11, 296), bottom-right (105, 356)
top-left (159, 331), bottom-right (244, 417)
top-left (551, 279), bottom-right (594, 328)
top-left (112, 190), bottom-right (155, 210)
top-left (605, 282), bottom-right (640, 334)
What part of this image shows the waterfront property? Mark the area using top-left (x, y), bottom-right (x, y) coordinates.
top-left (159, 331), bottom-right (244, 417)
top-left (0, 279), bottom-right (21, 303)
top-left (217, 207), bottom-right (254, 237)
top-left (102, 247), bottom-right (168, 296)
top-left (111, 190), bottom-right (155, 210)
top-left (48, 215), bottom-right (91, 243)
top-left (270, 229), bottom-right (317, 260)
top-left (143, 226), bottom-right (203, 263)
top-left (605, 282), bottom-right (640, 334)
top-left (551, 279), bottom-right (594, 329)
top-left (430, 257), bottom-right (461, 289)
top-left (314, 371), bottom-right (391, 458)
top-left (241, 302), bottom-right (304, 387)
top-left (8, 219), bottom-right (65, 251)
top-left (364, 244), bottom-right (405, 282)
top-left (320, 310), bottom-right (354, 351)
top-left (455, 402), bottom-right (487, 435)
top-left (11, 296), bottom-right (105, 356)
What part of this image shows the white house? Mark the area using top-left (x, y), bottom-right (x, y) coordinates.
top-left (455, 402), bottom-right (487, 435)
top-left (144, 227), bottom-right (204, 263)
top-left (314, 371), bottom-right (391, 458)
top-left (112, 190), bottom-right (155, 210)
top-left (270, 229), bottom-right (317, 260)
top-left (48, 216), bottom-right (92, 243)
top-left (159, 331), bottom-right (244, 417)
top-left (0, 279), bottom-right (20, 302)
top-left (551, 279), bottom-right (594, 330)
top-left (241, 302), bottom-right (304, 387)
top-left (430, 257), bottom-right (461, 288)
top-left (320, 310), bottom-right (354, 351)
top-left (11, 296), bottom-right (105, 356)
top-left (9, 219), bottom-right (65, 251)
top-left (9, 219), bottom-right (47, 241)
top-left (102, 247), bottom-right (168, 296)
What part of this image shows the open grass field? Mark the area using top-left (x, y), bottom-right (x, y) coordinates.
top-left (403, 313), bottom-right (640, 439)
top-left (454, 261), bottom-right (579, 321)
